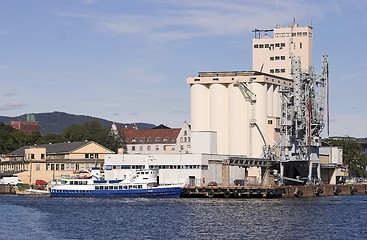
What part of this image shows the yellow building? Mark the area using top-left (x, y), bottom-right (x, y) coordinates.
top-left (0, 141), bottom-right (114, 185)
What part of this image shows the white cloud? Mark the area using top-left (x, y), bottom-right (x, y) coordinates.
top-left (56, 0), bottom-right (337, 42)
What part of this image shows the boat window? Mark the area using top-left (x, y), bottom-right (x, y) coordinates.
top-left (138, 185), bottom-right (142, 189)
top-left (104, 186), bottom-right (108, 190)
top-left (114, 186), bottom-right (118, 190)
top-left (109, 186), bottom-right (113, 190)
top-left (124, 186), bottom-right (127, 189)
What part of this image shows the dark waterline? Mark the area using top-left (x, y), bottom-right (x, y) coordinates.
top-left (1, 194), bottom-right (367, 240)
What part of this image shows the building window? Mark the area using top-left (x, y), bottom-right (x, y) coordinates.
top-left (300, 42), bottom-right (303, 49)
top-left (270, 57), bottom-right (274, 61)
top-left (35, 164), bottom-right (40, 171)
top-left (61, 164), bottom-right (65, 171)
top-left (268, 120), bottom-right (273, 124)
top-left (180, 145), bottom-right (184, 151)
top-left (147, 137), bottom-right (153, 142)
top-left (155, 137), bottom-right (161, 142)
top-left (275, 43), bottom-right (280, 47)
top-left (132, 146), bottom-right (135, 151)
top-left (147, 146), bottom-right (151, 151)
top-left (41, 154), bottom-right (45, 159)
top-left (184, 137), bottom-right (187, 142)
top-left (265, 44), bottom-right (269, 48)
top-left (254, 44), bottom-right (258, 48)
top-left (155, 145), bottom-right (159, 151)
top-left (275, 56), bottom-right (280, 60)
top-left (46, 164), bottom-right (50, 171)
top-left (163, 137), bottom-right (168, 142)
top-left (188, 137), bottom-right (190, 142)
top-left (132, 138), bottom-right (136, 143)
top-left (281, 43), bottom-right (285, 47)
top-left (139, 146), bottom-right (143, 151)
top-left (184, 130), bottom-right (187, 136)
top-left (275, 69), bottom-right (280, 73)
top-left (281, 56), bottom-right (285, 60)
top-left (281, 69), bottom-right (285, 73)
top-left (270, 69), bottom-right (274, 73)
top-left (31, 154), bottom-right (35, 159)
top-left (139, 137), bottom-right (145, 143)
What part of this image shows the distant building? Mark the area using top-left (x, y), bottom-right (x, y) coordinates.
top-left (1, 141), bottom-right (114, 184)
top-left (8, 121), bottom-right (40, 134)
top-left (119, 122), bottom-right (191, 154)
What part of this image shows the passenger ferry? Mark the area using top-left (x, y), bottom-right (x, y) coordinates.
top-left (49, 164), bottom-right (183, 198)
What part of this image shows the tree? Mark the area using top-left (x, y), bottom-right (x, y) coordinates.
top-left (36, 133), bottom-right (66, 144)
top-left (63, 121), bottom-right (121, 152)
top-left (0, 123), bottom-right (39, 154)
top-left (324, 138), bottom-right (367, 177)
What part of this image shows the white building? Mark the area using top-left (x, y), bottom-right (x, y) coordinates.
top-left (187, 71), bottom-right (292, 157)
top-left (104, 153), bottom-right (262, 186)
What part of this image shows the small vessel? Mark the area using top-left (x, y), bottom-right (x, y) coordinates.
top-left (49, 163), bottom-right (183, 198)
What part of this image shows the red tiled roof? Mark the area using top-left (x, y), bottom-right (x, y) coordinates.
top-left (120, 128), bottom-right (180, 144)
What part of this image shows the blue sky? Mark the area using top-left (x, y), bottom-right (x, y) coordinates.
top-left (0, 0), bottom-right (366, 137)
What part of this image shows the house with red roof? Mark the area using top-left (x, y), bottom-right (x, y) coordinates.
top-left (118, 121), bottom-right (191, 154)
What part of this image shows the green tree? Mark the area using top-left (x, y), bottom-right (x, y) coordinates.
top-left (36, 133), bottom-right (66, 144)
top-left (63, 121), bottom-right (122, 152)
top-left (0, 123), bottom-right (39, 154)
top-left (324, 138), bottom-right (367, 177)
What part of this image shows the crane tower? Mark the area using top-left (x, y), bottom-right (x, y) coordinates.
top-left (279, 54), bottom-right (329, 184)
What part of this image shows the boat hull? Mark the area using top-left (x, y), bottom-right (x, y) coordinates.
top-left (50, 186), bottom-right (182, 198)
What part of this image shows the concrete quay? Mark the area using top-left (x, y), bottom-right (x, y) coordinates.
top-left (181, 184), bottom-right (367, 198)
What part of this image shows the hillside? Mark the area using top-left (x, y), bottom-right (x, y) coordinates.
top-left (0, 111), bottom-right (155, 135)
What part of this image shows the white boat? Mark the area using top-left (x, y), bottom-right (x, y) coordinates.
top-left (49, 162), bottom-right (183, 198)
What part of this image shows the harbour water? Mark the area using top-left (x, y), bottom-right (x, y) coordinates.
top-left (1, 194), bottom-right (367, 240)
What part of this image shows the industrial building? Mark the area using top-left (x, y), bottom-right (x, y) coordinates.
top-left (105, 22), bottom-right (343, 186)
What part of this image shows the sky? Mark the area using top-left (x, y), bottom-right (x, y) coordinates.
top-left (0, 0), bottom-right (367, 137)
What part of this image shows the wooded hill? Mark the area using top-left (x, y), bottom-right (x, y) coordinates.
top-left (0, 111), bottom-right (155, 135)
